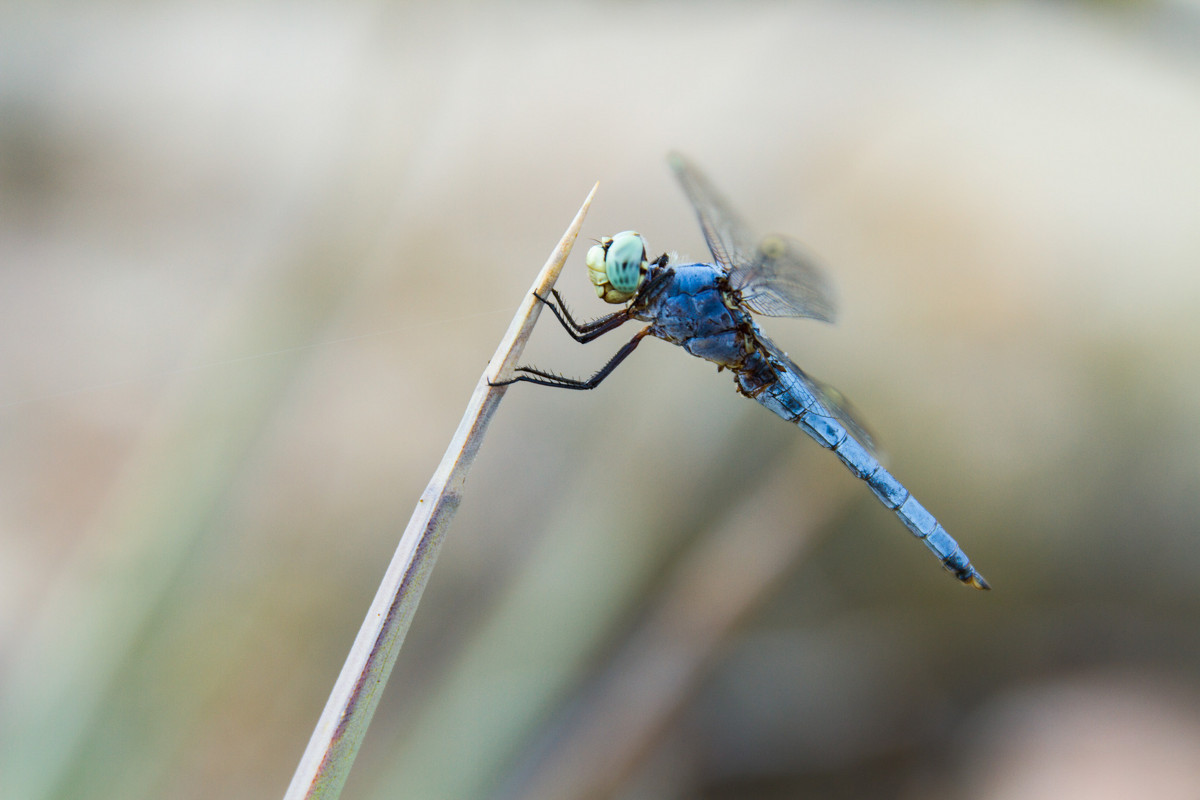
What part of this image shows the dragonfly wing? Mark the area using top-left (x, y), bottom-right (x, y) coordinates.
top-left (667, 152), bottom-right (759, 272)
top-left (758, 335), bottom-right (881, 459)
top-left (668, 153), bottom-right (837, 323)
top-left (732, 235), bottom-right (837, 322)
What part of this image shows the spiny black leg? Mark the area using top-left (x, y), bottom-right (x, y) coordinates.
top-left (534, 289), bottom-right (631, 343)
top-left (492, 328), bottom-right (651, 390)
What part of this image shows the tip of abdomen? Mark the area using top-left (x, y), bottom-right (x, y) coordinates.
top-left (966, 573), bottom-right (991, 590)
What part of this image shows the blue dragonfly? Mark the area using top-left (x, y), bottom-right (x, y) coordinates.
top-left (497, 154), bottom-right (988, 589)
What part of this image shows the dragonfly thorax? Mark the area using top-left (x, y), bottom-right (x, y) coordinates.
top-left (587, 230), bottom-right (648, 304)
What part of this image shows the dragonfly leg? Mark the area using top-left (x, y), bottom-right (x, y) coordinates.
top-left (492, 327), bottom-right (651, 390)
top-left (534, 289), bottom-right (632, 343)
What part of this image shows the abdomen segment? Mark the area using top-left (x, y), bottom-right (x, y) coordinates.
top-left (750, 368), bottom-right (989, 589)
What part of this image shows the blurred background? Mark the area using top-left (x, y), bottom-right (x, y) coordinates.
top-left (3, 1), bottom-right (1200, 798)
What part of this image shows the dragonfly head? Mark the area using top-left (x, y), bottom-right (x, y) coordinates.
top-left (587, 230), bottom-right (648, 304)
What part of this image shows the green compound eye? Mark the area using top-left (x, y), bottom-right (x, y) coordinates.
top-left (604, 231), bottom-right (647, 293)
top-left (586, 231), bottom-right (648, 304)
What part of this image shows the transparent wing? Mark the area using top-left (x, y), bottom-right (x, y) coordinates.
top-left (757, 335), bottom-right (882, 459)
top-left (734, 235), bottom-right (836, 322)
top-left (667, 152), bottom-right (759, 271)
top-left (667, 152), bottom-right (837, 323)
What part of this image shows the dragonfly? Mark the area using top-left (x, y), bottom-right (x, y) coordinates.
top-left (496, 153), bottom-right (988, 589)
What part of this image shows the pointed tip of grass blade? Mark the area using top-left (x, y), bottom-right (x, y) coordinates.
top-left (526, 180), bottom-right (597, 301)
top-left (488, 181), bottom-right (598, 383)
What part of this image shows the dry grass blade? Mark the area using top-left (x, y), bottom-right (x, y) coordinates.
top-left (283, 182), bottom-right (598, 800)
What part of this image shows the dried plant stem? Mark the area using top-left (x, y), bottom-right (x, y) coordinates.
top-left (283, 183), bottom-right (598, 800)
